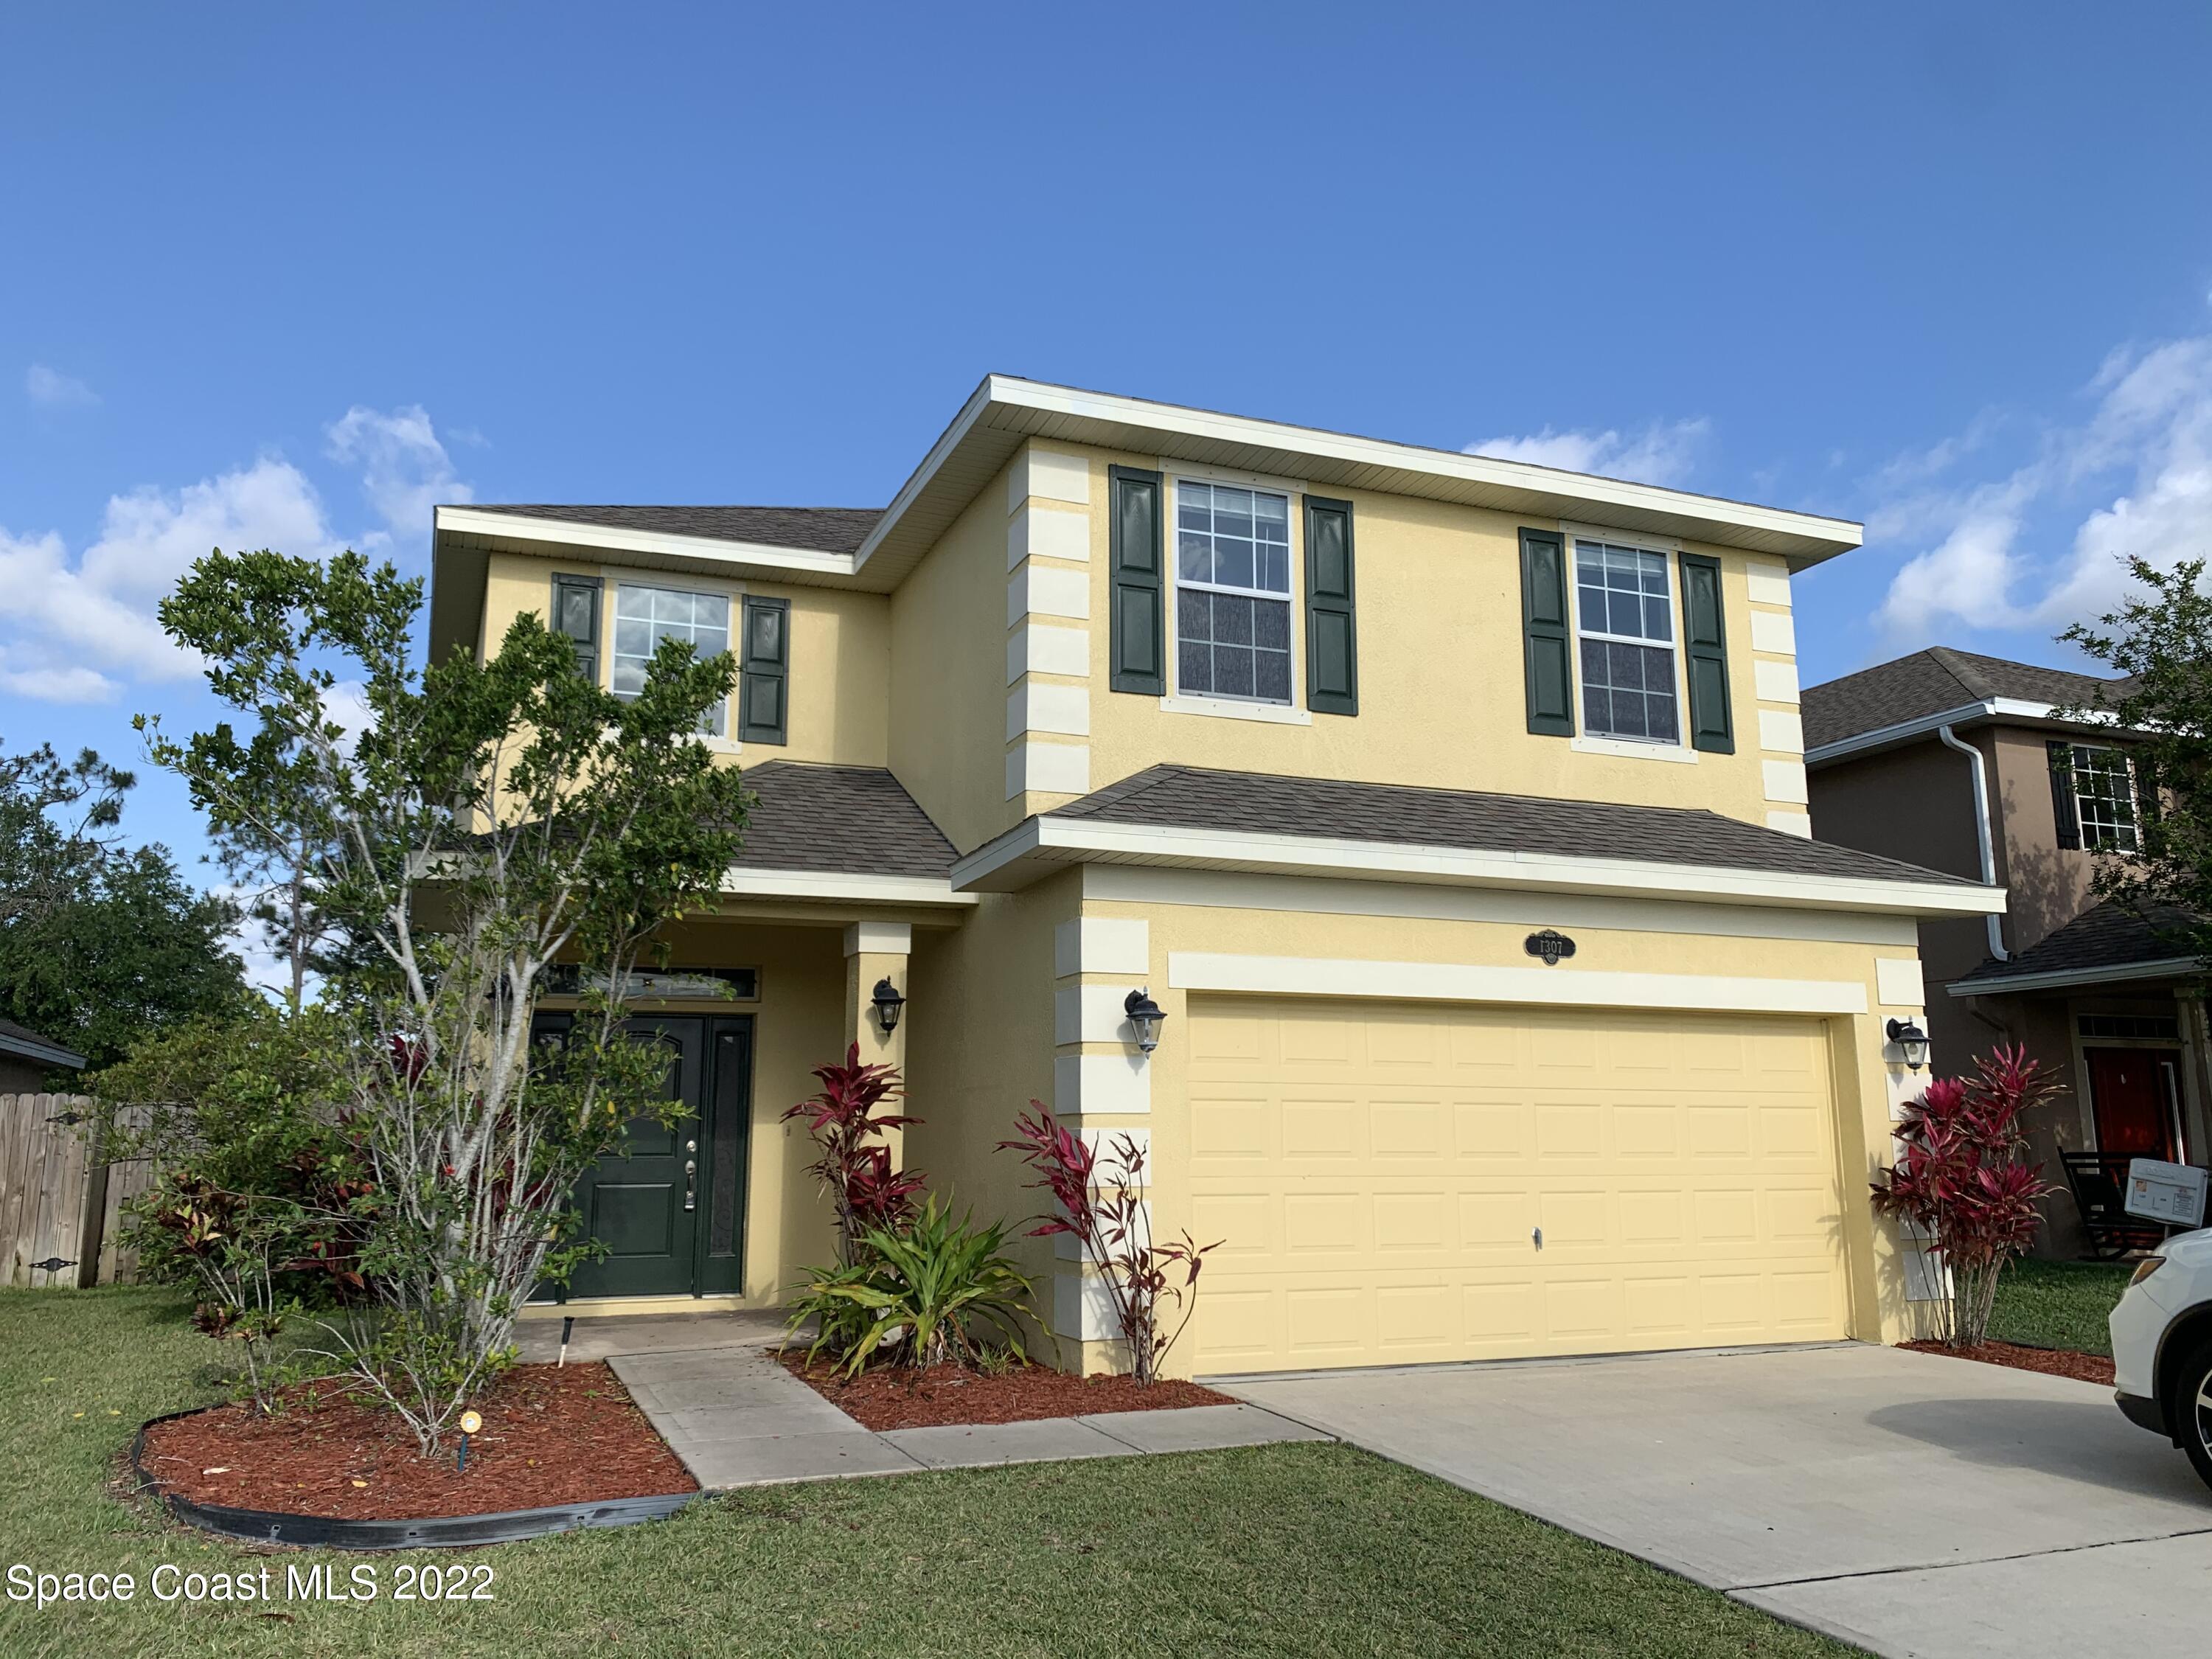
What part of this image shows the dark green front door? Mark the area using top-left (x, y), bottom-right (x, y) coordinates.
top-left (540, 1012), bottom-right (753, 1299)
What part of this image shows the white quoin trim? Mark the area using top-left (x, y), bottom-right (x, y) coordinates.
top-left (843, 922), bottom-right (912, 958)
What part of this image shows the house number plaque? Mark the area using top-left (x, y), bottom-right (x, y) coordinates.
top-left (1523, 930), bottom-right (1576, 966)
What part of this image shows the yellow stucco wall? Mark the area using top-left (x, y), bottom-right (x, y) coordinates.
top-left (981, 439), bottom-right (1809, 832)
top-left (476, 552), bottom-right (891, 768)
top-left (1035, 876), bottom-right (1929, 1374)
top-left (886, 473), bottom-right (1024, 853)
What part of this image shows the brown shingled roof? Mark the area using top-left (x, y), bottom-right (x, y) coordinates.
top-left (1803, 647), bottom-right (2127, 751)
top-left (1052, 764), bottom-right (1979, 888)
top-left (731, 762), bottom-right (954, 879)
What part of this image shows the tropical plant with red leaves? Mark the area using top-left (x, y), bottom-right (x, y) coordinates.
top-left (783, 1045), bottom-right (924, 1263)
top-left (1871, 1044), bottom-right (2059, 1347)
top-left (998, 1105), bottom-right (1221, 1385)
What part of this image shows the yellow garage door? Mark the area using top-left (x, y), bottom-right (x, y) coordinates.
top-left (1186, 997), bottom-right (1850, 1375)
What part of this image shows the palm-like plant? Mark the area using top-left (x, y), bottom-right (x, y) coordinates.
top-left (785, 1197), bottom-right (1034, 1376)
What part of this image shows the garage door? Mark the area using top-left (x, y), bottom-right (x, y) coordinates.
top-left (1186, 997), bottom-right (1850, 1375)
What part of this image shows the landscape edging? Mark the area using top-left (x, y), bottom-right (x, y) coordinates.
top-left (129, 1405), bottom-right (700, 1550)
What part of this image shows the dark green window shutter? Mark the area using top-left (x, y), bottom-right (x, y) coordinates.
top-left (1304, 495), bottom-right (1357, 715)
top-left (550, 573), bottom-right (602, 680)
top-left (2132, 751), bottom-right (2161, 827)
top-left (2047, 740), bottom-right (2081, 849)
top-left (1519, 528), bottom-right (1574, 736)
top-left (1678, 552), bottom-right (1733, 754)
top-left (1108, 465), bottom-right (1164, 695)
top-left (740, 594), bottom-right (790, 745)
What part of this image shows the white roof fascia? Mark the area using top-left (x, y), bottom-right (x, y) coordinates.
top-left (717, 869), bottom-right (978, 908)
top-left (1947, 957), bottom-right (2202, 997)
top-left (953, 815), bottom-right (2003, 919)
top-left (1805, 697), bottom-right (2126, 766)
top-left (437, 507), bottom-right (860, 582)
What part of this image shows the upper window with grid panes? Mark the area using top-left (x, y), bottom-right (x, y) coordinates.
top-left (1174, 481), bottom-right (1293, 704)
top-left (2070, 743), bottom-right (2140, 852)
top-left (613, 584), bottom-right (731, 736)
top-left (1573, 540), bottom-right (1680, 744)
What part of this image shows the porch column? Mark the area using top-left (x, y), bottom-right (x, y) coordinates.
top-left (844, 922), bottom-right (912, 1169)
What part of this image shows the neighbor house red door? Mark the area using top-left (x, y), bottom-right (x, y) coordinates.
top-left (2086, 1048), bottom-right (2181, 1162)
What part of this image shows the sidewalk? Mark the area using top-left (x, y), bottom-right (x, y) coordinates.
top-left (526, 1310), bottom-right (1328, 1489)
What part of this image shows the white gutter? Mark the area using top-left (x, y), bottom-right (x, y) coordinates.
top-left (953, 815), bottom-right (2006, 918)
top-left (1947, 957), bottom-right (2202, 998)
top-left (1804, 697), bottom-right (2121, 767)
top-left (1937, 724), bottom-right (2008, 962)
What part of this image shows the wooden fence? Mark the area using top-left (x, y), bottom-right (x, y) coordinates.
top-left (0, 1094), bottom-right (153, 1288)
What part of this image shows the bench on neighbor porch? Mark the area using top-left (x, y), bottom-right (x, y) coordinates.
top-left (2059, 1153), bottom-right (2171, 1260)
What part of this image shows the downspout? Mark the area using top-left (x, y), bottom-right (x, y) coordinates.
top-left (1938, 724), bottom-right (2008, 963)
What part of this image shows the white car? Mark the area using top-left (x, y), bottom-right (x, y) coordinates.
top-left (2111, 1225), bottom-right (2212, 1492)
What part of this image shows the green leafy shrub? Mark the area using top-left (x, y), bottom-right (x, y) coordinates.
top-left (787, 1196), bottom-right (1034, 1377)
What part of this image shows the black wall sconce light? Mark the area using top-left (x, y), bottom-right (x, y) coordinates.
top-left (1124, 987), bottom-right (1165, 1054)
top-left (1885, 1017), bottom-right (1930, 1072)
top-left (871, 976), bottom-right (905, 1034)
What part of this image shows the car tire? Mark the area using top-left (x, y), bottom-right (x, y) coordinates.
top-left (2178, 1338), bottom-right (2212, 1496)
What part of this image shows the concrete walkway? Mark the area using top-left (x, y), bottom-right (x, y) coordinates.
top-left (521, 1310), bottom-right (1326, 1489)
top-left (1224, 1341), bottom-right (2212, 1659)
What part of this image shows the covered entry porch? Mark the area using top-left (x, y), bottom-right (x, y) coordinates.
top-left (524, 761), bottom-right (971, 1317)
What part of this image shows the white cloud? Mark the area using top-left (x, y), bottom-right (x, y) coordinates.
top-left (1872, 333), bottom-right (2212, 639)
top-left (0, 403), bottom-right (473, 706)
top-left (25, 364), bottom-right (98, 408)
top-left (1465, 417), bottom-right (1710, 488)
top-left (0, 457), bottom-right (344, 701)
top-left (326, 404), bottom-right (472, 546)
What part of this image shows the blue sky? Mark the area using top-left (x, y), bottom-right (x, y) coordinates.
top-left (5, 1), bottom-right (2211, 900)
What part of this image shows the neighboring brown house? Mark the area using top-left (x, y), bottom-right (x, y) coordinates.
top-left (0, 1019), bottom-right (86, 1094)
top-left (1804, 646), bottom-right (2211, 1256)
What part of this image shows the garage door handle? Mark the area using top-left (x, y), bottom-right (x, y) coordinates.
top-left (1532, 1227), bottom-right (1543, 1251)
top-left (684, 1158), bottom-right (697, 1211)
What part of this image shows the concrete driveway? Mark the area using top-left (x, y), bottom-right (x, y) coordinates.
top-left (1225, 1343), bottom-right (2212, 1659)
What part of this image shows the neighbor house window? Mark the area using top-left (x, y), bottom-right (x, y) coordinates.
top-left (1175, 481), bottom-right (1293, 703)
top-left (613, 585), bottom-right (731, 735)
top-left (1573, 540), bottom-right (1679, 743)
top-left (2070, 744), bottom-right (2139, 852)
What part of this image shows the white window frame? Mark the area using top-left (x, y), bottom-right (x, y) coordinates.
top-left (1563, 525), bottom-right (1694, 762)
top-left (1164, 468), bottom-right (1309, 720)
top-left (608, 574), bottom-right (745, 751)
top-left (2070, 742), bottom-right (2140, 854)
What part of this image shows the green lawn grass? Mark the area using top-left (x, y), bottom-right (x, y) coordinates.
top-left (0, 1285), bottom-right (1862, 1659)
top-left (1986, 1257), bottom-right (2134, 1356)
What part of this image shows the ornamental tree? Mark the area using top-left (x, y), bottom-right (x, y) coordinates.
top-left (142, 547), bottom-right (748, 1451)
top-left (1871, 1045), bottom-right (2057, 1348)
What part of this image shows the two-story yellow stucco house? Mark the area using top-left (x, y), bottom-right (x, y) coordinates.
top-left (429, 377), bottom-right (2003, 1376)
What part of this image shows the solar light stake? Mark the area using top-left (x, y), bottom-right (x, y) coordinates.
top-left (559, 1315), bottom-right (575, 1367)
top-left (457, 1409), bottom-right (482, 1472)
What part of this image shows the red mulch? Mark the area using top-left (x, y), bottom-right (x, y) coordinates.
top-left (1901, 1338), bottom-right (2116, 1386)
top-left (138, 1362), bottom-right (695, 1520)
top-left (776, 1348), bottom-right (1233, 1431)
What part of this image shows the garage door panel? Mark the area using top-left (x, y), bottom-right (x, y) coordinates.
top-left (1188, 996), bottom-right (1850, 1372)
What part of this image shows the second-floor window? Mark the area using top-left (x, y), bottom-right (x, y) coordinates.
top-left (1175, 481), bottom-right (1293, 704)
top-left (614, 584), bottom-right (731, 736)
top-left (1573, 540), bottom-right (1680, 744)
top-left (2070, 743), bottom-right (2139, 852)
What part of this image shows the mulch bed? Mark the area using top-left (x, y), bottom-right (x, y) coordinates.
top-left (1901, 1338), bottom-right (2116, 1386)
top-left (138, 1361), bottom-right (695, 1520)
top-left (776, 1348), bottom-right (1233, 1431)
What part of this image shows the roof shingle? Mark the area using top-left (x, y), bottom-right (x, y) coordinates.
top-left (1952, 901), bottom-right (2204, 990)
top-left (1052, 764), bottom-right (1979, 887)
top-left (1803, 647), bottom-right (2126, 751)
top-left (731, 763), bottom-right (954, 880)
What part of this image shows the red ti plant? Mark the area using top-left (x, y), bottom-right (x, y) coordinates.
top-left (784, 1044), bottom-right (924, 1263)
top-left (998, 1105), bottom-right (1221, 1385)
top-left (1871, 1044), bottom-right (2058, 1348)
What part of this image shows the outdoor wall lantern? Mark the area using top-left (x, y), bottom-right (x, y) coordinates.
top-left (871, 976), bottom-right (905, 1034)
top-left (1124, 987), bottom-right (1166, 1054)
top-left (1885, 1017), bottom-right (1930, 1072)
